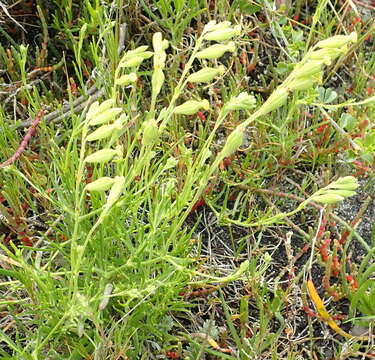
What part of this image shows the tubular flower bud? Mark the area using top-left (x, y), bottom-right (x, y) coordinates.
top-left (286, 77), bottom-right (315, 91)
top-left (152, 32), bottom-right (164, 53)
top-left (86, 101), bottom-right (100, 121)
top-left (330, 189), bottom-right (357, 197)
top-left (258, 88), bottom-right (288, 116)
top-left (97, 99), bottom-right (115, 113)
top-left (154, 52), bottom-right (167, 70)
top-left (219, 125), bottom-right (245, 158)
top-left (292, 60), bottom-right (325, 79)
top-left (187, 65), bottom-right (225, 83)
top-left (312, 194), bottom-right (345, 204)
top-left (85, 177), bottom-right (115, 192)
top-left (225, 92), bottom-right (256, 111)
top-left (196, 42), bottom-right (236, 59)
top-left (142, 119), bottom-right (159, 146)
top-left (327, 176), bottom-right (359, 190)
top-left (89, 108), bottom-right (122, 126)
top-left (119, 56), bottom-right (145, 68)
top-left (204, 25), bottom-right (241, 41)
top-left (106, 176), bottom-right (126, 208)
top-left (122, 46), bottom-right (148, 59)
top-left (309, 47), bottom-right (344, 62)
top-left (316, 32), bottom-right (357, 49)
top-left (115, 72), bottom-right (138, 86)
top-left (152, 69), bottom-right (165, 97)
top-left (84, 149), bottom-right (117, 163)
top-left (121, 50), bottom-right (153, 62)
top-left (204, 20), bottom-right (231, 33)
top-left (86, 99), bottom-right (115, 122)
top-left (173, 99), bottom-right (210, 115)
top-left (86, 124), bottom-right (119, 141)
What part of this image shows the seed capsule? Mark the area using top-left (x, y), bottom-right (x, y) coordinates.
top-left (173, 99), bottom-right (210, 115)
top-left (84, 149), bottom-right (117, 163)
top-left (187, 65), bottom-right (225, 83)
top-left (85, 177), bottom-right (115, 192)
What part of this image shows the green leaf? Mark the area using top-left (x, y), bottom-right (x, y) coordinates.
top-left (317, 87), bottom-right (338, 103)
top-left (339, 113), bottom-right (357, 131)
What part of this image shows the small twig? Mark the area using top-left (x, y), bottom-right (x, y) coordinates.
top-left (0, 1), bottom-right (26, 32)
top-left (16, 85), bottom-right (104, 128)
top-left (239, 185), bottom-right (371, 251)
top-left (0, 109), bottom-right (45, 168)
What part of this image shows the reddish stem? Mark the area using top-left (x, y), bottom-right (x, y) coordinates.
top-left (0, 110), bottom-right (44, 168)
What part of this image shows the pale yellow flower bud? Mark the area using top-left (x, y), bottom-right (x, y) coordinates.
top-left (204, 20), bottom-right (231, 33)
top-left (286, 77), bottom-right (315, 91)
top-left (85, 177), bottom-right (115, 192)
top-left (106, 176), bottom-right (126, 208)
top-left (292, 60), bottom-right (325, 79)
top-left (219, 125), bottom-right (244, 158)
top-left (86, 124), bottom-right (119, 141)
top-left (119, 56), bottom-right (144, 68)
top-left (331, 189), bottom-right (357, 197)
top-left (142, 119), bottom-right (159, 146)
top-left (123, 46), bottom-right (148, 58)
top-left (329, 176), bottom-right (359, 189)
top-left (153, 32), bottom-right (164, 53)
top-left (84, 149), bottom-right (117, 163)
top-left (196, 42), bottom-right (236, 59)
top-left (312, 194), bottom-right (345, 204)
top-left (187, 65), bottom-right (225, 83)
top-left (86, 99), bottom-right (115, 122)
top-left (204, 25), bottom-right (241, 41)
top-left (115, 72), bottom-right (138, 86)
top-left (309, 47), bottom-right (344, 62)
top-left (86, 101), bottom-right (100, 121)
top-left (316, 32), bottom-right (357, 49)
top-left (258, 88), bottom-right (288, 116)
top-left (152, 68), bottom-right (165, 97)
top-left (173, 99), bottom-right (210, 115)
top-left (89, 108), bottom-right (122, 126)
top-left (97, 99), bottom-right (115, 113)
top-left (225, 92), bottom-right (256, 111)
